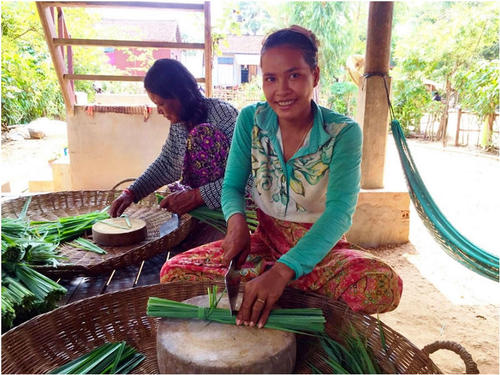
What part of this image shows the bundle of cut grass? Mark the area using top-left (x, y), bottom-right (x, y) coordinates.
top-left (307, 323), bottom-right (395, 374)
top-left (188, 206), bottom-right (258, 233)
top-left (50, 341), bottom-right (145, 374)
top-left (1, 263), bottom-right (67, 331)
top-left (1, 198), bottom-right (109, 330)
top-left (1, 287), bottom-right (17, 329)
top-left (147, 286), bottom-right (325, 335)
top-left (1, 197), bottom-right (110, 266)
top-left (2, 276), bottom-right (35, 310)
top-left (30, 209), bottom-right (110, 243)
top-left (15, 263), bottom-right (67, 308)
top-left (2, 231), bottom-right (65, 266)
top-left (155, 193), bottom-right (258, 233)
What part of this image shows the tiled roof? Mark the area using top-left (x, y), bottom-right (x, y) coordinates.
top-left (219, 34), bottom-right (264, 54)
top-left (98, 18), bottom-right (181, 42)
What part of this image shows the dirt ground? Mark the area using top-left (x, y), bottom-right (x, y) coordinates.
top-left (1, 118), bottom-right (68, 193)
top-left (1, 119), bottom-right (499, 374)
top-left (378, 140), bottom-right (499, 374)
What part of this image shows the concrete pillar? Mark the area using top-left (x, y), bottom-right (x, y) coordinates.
top-left (346, 191), bottom-right (410, 248)
top-left (52, 156), bottom-right (72, 191)
top-left (359, 2), bottom-right (394, 189)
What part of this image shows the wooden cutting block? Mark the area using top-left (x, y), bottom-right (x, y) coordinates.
top-left (92, 217), bottom-right (147, 246)
top-left (157, 294), bottom-right (296, 374)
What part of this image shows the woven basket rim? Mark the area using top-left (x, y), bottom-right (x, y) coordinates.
top-left (0, 190), bottom-right (192, 275)
top-left (1, 281), bottom-right (440, 374)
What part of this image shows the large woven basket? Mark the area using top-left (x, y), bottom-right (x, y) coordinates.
top-left (0, 190), bottom-right (192, 276)
top-left (1, 281), bottom-right (441, 374)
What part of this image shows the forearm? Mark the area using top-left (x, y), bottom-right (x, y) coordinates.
top-left (222, 108), bottom-right (253, 221)
top-left (129, 128), bottom-right (186, 202)
top-left (129, 157), bottom-right (180, 202)
top-left (278, 194), bottom-right (358, 278)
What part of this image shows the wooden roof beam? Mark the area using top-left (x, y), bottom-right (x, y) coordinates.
top-left (38, 2), bottom-right (204, 11)
top-left (65, 74), bottom-right (205, 83)
top-left (37, 2), bottom-right (75, 115)
top-left (359, 1), bottom-right (394, 188)
top-left (53, 38), bottom-right (205, 49)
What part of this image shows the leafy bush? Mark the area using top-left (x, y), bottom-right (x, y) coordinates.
top-left (325, 81), bottom-right (358, 117)
top-left (392, 78), bottom-right (432, 135)
top-left (1, 3), bottom-right (111, 127)
top-left (454, 60), bottom-right (498, 121)
top-left (1, 3), bottom-right (64, 127)
top-left (229, 76), bottom-right (266, 110)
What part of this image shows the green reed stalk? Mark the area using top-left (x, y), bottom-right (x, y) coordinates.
top-left (146, 287), bottom-right (325, 336)
top-left (50, 341), bottom-right (145, 374)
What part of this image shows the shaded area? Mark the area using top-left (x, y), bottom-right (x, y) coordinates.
top-left (58, 220), bottom-right (224, 304)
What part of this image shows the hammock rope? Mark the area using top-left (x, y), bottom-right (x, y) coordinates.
top-left (374, 74), bottom-right (499, 281)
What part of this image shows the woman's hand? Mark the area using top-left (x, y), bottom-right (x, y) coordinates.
top-left (160, 189), bottom-right (204, 215)
top-left (237, 263), bottom-right (295, 328)
top-left (110, 191), bottom-right (134, 217)
top-left (222, 213), bottom-right (250, 268)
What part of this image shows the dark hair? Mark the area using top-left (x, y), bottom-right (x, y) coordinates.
top-left (144, 59), bottom-right (207, 127)
top-left (260, 25), bottom-right (319, 69)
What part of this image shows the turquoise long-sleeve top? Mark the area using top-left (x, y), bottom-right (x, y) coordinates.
top-left (222, 101), bottom-right (362, 279)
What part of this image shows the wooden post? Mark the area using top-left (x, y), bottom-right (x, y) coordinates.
top-left (37, 1), bottom-right (208, 103)
top-left (455, 107), bottom-right (462, 146)
top-left (57, 8), bottom-right (64, 58)
top-left (204, 1), bottom-right (212, 97)
top-left (57, 8), bottom-right (75, 93)
top-left (364, 2), bottom-right (393, 75)
top-left (358, 2), bottom-right (394, 189)
top-left (37, 3), bottom-right (75, 115)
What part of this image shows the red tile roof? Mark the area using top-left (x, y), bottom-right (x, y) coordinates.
top-left (98, 18), bottom-right (181, 42)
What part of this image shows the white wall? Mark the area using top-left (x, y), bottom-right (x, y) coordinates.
top-left (214, 63), bottom-right (234, 87)
top-left (67, 106), bottom-right (170, 190)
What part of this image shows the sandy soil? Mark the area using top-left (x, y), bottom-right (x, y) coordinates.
top-left (379, 140), bottom-right (499, 374)
top-left (1, 120), bottom-right (499, 374)
top-left (1, 118), bottom-right (68, 193)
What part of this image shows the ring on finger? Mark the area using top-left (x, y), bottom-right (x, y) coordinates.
top-left (256, 298), bottom-right (266, 304)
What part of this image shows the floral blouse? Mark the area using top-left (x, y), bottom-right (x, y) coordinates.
top-left (222, 101), bottom-right (362, 279)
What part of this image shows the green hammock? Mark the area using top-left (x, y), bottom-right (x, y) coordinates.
top-left (390, 118), bottom-right (499, 281)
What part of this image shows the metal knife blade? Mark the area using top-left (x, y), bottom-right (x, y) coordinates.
top-left (224, 258), bottom-right (241, 315)
top-left (159, 213), bottom-right (179, 237)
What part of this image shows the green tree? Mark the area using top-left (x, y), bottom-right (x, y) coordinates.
top-left (455, 59), bottom-right (499, 149)
top-left (1, 3), bottom-right (109, 127)
top-left (1, 2), bottom-right (63, 127)
top-left (238, 1), bottom-right (273, 35)
top-left (392, 2), bottom-right (498, 144)
top-left (281, 2), bottom-right (367, 115)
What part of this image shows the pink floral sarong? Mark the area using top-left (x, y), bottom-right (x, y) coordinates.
top-left (160, 209), bottom-right (403, 314)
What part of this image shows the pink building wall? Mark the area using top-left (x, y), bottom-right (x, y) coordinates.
top-left (104, 48), bottom-right (181, 75)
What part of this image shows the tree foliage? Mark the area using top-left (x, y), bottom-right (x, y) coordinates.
top-left (455, 60), bottom-right (499, 120)
top-left (392, 2), bottom-right (499, 138)
top-left (1, 2), bottom-right (64, 127)
top-left (237, 1), bottom-right (274, 35)
top-left (280, 2), bottom-right (368, 116)
top-left (1, 3), bottom-right (111, 127)
top-left (455, 59), bottom-right (499, 148)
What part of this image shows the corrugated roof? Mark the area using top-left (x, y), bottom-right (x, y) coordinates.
top-left (219, 35), bottom-right (264, 54)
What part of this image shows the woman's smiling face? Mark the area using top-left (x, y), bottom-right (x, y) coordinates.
top-left (147, 91), bottom-right (183, 124)
top-left (261, 45), bottom-right (319, 124)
